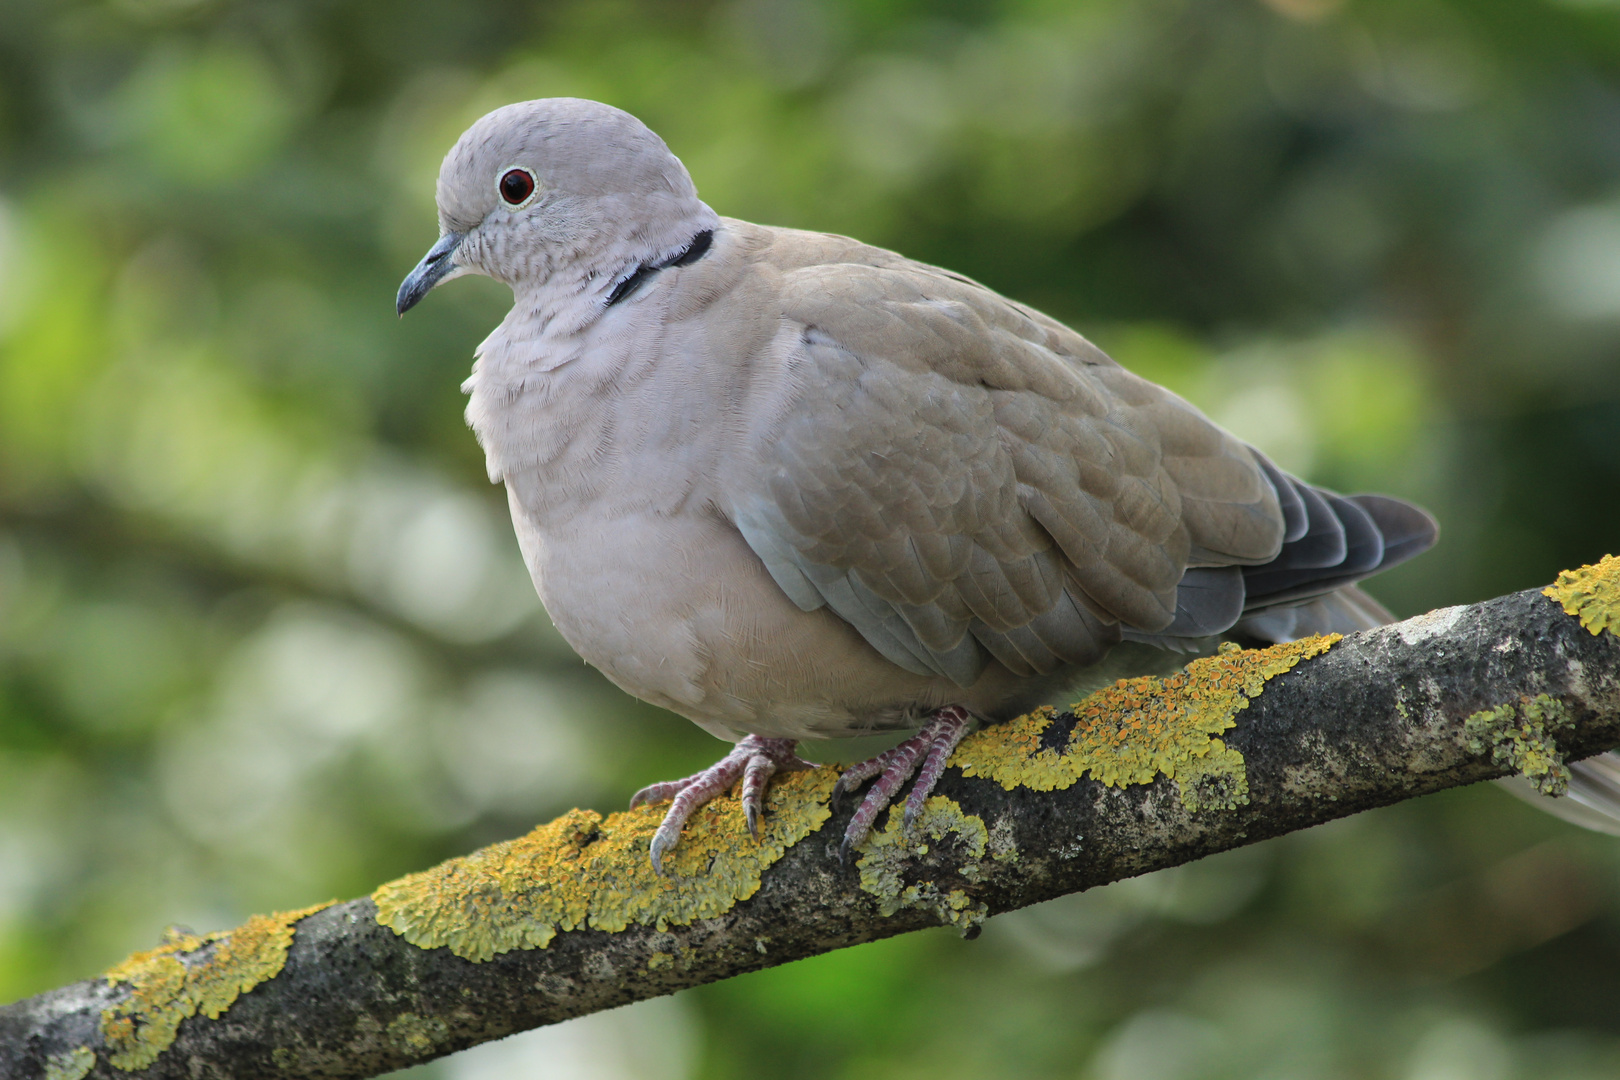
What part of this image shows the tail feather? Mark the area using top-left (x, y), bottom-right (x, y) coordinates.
top-left (1228, 475), bottom-right (1620, 837)
top-left (1236, 584), bottom-right (1392, 641)
top-left (1497, 756), bottom-right (1620, 837)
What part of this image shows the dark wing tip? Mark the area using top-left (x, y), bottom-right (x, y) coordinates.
top-left (1346, 494), bottom-right (1439, 569)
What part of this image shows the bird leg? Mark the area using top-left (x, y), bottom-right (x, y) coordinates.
top-left (833, 705), bottom-right (974, 860)
top-left (630, 734), bottom-right (815, 874)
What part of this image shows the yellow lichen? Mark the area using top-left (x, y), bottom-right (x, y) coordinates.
top-left (855, 795), bottom-right (1013, 935)
top-left (647, 950), bottom-right (674, 970)
top-left (373, 767), bottom-right (839, 962)
top-left (1465, 693), bottom-right (1577, 795)
top-left (1545, 555), bottom-right (1620, 637)
top-left (386, 1012), bottom-right (449, 1056)
top-left (43, 1047), bottom-right (95, 1080)
top-left (953, 636), bottom-right (1340, 810)
top-left (100, 902), bottom-right (335, 1071)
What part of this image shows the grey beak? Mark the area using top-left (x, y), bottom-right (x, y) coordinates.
top-left (397, 232), bottom-right (465, 315)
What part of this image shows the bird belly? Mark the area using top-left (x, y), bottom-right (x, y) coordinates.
top-left (503, 493), bottom-right (1035, 742)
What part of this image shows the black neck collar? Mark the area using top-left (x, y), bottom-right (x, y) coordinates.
top-left (605, 229), bottom-right (715, 308)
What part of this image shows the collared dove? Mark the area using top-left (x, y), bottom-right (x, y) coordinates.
top-left (397, 98), bottom-right (1463, 871)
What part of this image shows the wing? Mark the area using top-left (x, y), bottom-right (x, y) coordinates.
top-left (729, 246), bottom-right (1290, 686)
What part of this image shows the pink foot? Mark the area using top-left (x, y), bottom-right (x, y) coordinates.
top-left (630, 735), bottom-right (816, 873)
top-left (833, 705), bottom-right (974, 860)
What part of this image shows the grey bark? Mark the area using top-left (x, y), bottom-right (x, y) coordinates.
top-left (3, 585), bottom-right (1618, 1079)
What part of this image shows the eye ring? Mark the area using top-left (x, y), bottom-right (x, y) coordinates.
top-left (496, 166), bottom-right (539, 209)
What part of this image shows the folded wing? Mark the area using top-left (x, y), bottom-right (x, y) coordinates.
top-left (730, 240), bottom-right (1435, 685)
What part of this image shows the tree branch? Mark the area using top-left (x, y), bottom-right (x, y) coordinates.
top-left (6, 572), bottom-right (1620, 1080)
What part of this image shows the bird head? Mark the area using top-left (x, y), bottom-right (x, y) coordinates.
top-left (396, 98), bottom-right (714, 315)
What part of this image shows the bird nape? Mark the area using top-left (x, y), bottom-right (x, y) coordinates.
top-left (396, 97), bottom-right (1619, 871)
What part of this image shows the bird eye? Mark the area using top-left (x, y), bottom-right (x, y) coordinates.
top-left (498, 167), bottom-right (537, 207)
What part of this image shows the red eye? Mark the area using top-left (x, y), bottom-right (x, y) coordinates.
top-left (499, 168), bottom-right (535, 206)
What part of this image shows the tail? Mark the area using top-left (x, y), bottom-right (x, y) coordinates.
top-left (1234, 455), bottom-right (1438, 618)
top-left (1127, 456), bottom-right (1439, 648)
top-left (1497, 755), bottom-right (1620, 836)
top-left (1221, 468), bottom-right (1620, 834)
top-left (1247, 583), bottom-right (1620, 834)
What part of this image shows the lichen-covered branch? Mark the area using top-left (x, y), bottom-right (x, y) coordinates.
top-left (6, 560), bottom-right (1620, 1080)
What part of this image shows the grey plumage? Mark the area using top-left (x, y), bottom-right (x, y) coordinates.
top-left (396, 98), bottom-right (1620, 852)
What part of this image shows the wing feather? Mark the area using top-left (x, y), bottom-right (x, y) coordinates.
top-left (723, 231), bottom-right (1431, 686)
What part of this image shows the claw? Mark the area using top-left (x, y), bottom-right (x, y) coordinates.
top-left (631, 735), bottom-right (805, 871)
top-left (837, 706), bottom-right (974, 854)
top-left (649, 825), bottom-right (678, 876)
top-left (631, 711), bottom-right (970, 872)
top-left (741, 751), bottom-right (779, 842)
top-left (900, 706), bottom-right (970, 835)
top-left (629, 772), bottom-right (702, 810)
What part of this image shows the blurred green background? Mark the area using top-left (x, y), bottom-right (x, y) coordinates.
top-left (5, 0), bottom-right (1620, 1076)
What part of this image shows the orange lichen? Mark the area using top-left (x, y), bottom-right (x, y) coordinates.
top-left (100, 902), bottom-right (335, 1070)
top-left (373, 767), bottom-right (839, 962)
top-left (1545, 555), bottom-right (1620, 637)
top-left (953, 636), bottom-right (1341, 810)
top-left (855, 795), bottom-right (1012, 934)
